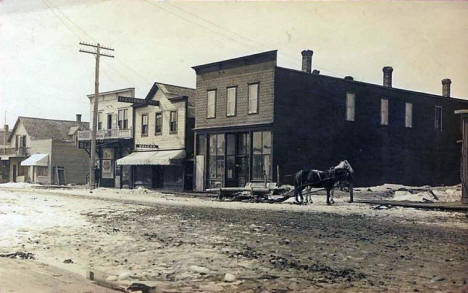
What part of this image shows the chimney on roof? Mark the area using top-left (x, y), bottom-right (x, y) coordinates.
top-left (382, 66), bottom-right (393, 88)
top-left (301, 50), bottom-right (313, 73)
top-left (344, 76), bottom-right (354, 81)
top-left (442, 79), bottom-right (451, 97)
top-left (76, 114), bottom-right (82, 122)
top-left (312, 69), bottom-right (320, 75)
top-left (3, 124), bottom-right (8, 133)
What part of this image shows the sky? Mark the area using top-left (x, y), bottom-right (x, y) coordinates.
top-left (1, 0), bottom-right (467, 127)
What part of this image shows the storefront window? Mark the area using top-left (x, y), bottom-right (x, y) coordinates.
top-left (252, 131), bottom-right (272, 180)
top-left (37, 166), bottom-right (48, 177)
top-left (208, 134), bottom-right (225, 188)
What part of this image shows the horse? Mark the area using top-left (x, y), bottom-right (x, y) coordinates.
top-left (294, 160), bottom-right (354, 205)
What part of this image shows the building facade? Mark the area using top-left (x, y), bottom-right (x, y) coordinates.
top-left (192, 50), bottom-right (468, 190)
top-left (0, 125), bottom-right (11, 183)
top-left (2, 116), bottom-right (89, 185)
top-left (116, 82), bottom-right (195, 191)
top-left (78, 88), bottom-right (135, 188)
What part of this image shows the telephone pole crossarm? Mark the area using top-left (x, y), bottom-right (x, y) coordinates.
top-left (79, 42), bottom-right (115, 51)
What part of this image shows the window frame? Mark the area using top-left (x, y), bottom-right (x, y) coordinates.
top-left (141, 113), bottom-right (149, 137)
top-left (207, 134), bottom-right (225, 188)
top-left (346, 92), bottom-right (355, 122)
top-left (252, 131), bottom-right (272, 181)
top-left (380, 98), bottom-right (389, 126)
top-left (207, 89), bottom-right (217, 119)
top-left (405, 102), bottom-right (413, 128)
top-left (107, 113), bottom-right (113, 130)
top-left (97, 112), bottom-right (103, 130)
top-left (155, 112), bottom-right (162, 135)
top-left (226, 86), bottom-right (237, 117)
top-left (169, 110), bottom-right (178, 134)
top-left (118, 108), bottom-right (129, 130)
top-left (248, 82), bottom-right (259, 115)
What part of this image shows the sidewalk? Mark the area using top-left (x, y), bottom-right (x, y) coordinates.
top-left (0, 258), bottom-right (116, 293)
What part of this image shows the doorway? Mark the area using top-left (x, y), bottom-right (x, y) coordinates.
top-left (225, 133), bottom-right (250, 187)
top-left (12, 165), bottom-right (17, 182)
top-left (225, 134), bottom-right (237, 187)
top-left (56, 166), bottom-right (65, 185)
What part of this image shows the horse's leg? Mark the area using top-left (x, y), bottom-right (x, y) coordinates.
top-left (326, 188), bottom-right (331, 205)
top-left (307, 186), bottom-right (313, 204)
top-left (295, 187), bottom-right (303, 204)
top-left (349, 181), bottom-right (354, 203)
top-left (330, 188), bottom-right (335, 204)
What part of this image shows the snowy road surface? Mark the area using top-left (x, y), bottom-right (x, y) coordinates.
top-left (0, 186), bottom-right (467, 292)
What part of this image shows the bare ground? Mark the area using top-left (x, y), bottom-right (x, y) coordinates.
top-left (0, 186), bottom-right (467, 292)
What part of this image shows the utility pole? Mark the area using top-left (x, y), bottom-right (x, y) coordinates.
top-left (79, 42), bottom-right (114, 189)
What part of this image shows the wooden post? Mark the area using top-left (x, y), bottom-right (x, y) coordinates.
top-left (277, 164), bottom-right (280, 186)
top-left (79, 42), bottom-right (114, 189)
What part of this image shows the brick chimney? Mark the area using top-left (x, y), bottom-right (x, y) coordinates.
top-left (442, 79), bottom-right (451, 97)
top-left (3, 124), bottom-right (8, 133)
top-left (301, 50), bottom-right (313, 73)
top-left (382, 66), bottom-right (393, 87)
top-left (76, 114), bottom-right (82, 122)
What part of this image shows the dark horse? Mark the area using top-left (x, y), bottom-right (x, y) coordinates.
top-left (294, 160), bottom-right (354, 205)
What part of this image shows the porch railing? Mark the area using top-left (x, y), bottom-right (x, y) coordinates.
top-left (0, 146), bottom-right (29, 157)
top-left (77, 128), bottom-right (133, 141)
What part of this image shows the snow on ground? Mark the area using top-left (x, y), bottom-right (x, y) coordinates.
top-left (1, 183), bottom-right (466, 230)
top-left (0, 182), bottom-right (40, 188)
top-left (0, 185), bottom-right (467, 292)
top-left (362, 183), bottom-right (462, 202)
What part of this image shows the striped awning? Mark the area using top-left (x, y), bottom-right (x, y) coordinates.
top-left (116, 150), bottom-right (185, 166)
top-left (21, 154), bottom-right (49, 167)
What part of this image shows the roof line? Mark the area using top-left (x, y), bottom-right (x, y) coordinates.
top-left (154, 81), bottom-right (195, 90)
top-left (87, 87), bottom-right (135, 97)
top-left (17, 116), bottom-right (89, 123)
top-left (192, 50), bottom-right (277, 71)
top-left (276, 66), bottom-right (468, 102)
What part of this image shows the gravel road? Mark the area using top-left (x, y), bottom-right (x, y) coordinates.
top-left (0, 186), bottom-right (467, 292)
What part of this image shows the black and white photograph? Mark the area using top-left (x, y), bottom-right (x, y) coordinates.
top-left (0, 0), bottom-right (467, 292)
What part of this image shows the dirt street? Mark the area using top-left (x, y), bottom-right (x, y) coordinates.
top-left (0, 186), bottom-right (467, 292)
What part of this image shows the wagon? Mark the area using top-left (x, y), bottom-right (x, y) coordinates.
top-left (207, 182), bottom-right (328, 203)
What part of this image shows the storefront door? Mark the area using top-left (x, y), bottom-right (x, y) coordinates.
top-left (12, 165), bottom-right (16, 182)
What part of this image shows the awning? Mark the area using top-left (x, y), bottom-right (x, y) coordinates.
top-left (116, 150), bottom-right (185, 166)
top-left (21, 154), bottom-right (49, 167)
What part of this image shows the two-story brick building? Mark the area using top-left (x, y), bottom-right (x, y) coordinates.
top-left (78, 88), bottom-right (135, 188)
top-left (3, 116), bottom-right (89, 185)
top-left (192, 50), bottom-right (468, 190)
top-left (116, 82), bottom-right (195, 191)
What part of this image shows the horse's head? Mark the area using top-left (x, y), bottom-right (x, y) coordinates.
top-left (334, 160), bottom-right (354, 176)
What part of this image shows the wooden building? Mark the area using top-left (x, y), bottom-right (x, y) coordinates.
top-left (2, 116), bottom-right (89, 185)
top-left (116, 82), bottom-right (195, 191)
top-left (0, 125), bottom-right (11, 183)
top-left (192, 50), bottom-right (468, 190)
top-left (78, 88), bottom-right (135, 188)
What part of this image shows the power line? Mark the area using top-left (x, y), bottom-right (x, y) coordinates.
top-left (144, 0), bottom-right (342, 77)
top-left (41, 0), bottom-right (146, 85)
